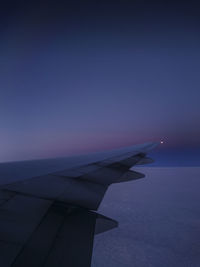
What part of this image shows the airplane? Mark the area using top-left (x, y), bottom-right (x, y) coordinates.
top-left (0, 142), bottom-right (158, 267)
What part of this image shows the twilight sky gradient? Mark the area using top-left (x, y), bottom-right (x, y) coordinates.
top-left (0, 1), bottom-right (200, 162)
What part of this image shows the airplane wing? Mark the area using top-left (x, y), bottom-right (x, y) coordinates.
top-left (0, 142), bottom-right (158, 267)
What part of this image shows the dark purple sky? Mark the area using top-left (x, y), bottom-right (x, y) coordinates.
top-left (0, 1), bottom-right (200, 162)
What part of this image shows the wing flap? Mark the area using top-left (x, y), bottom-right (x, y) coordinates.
top-left (0, 193), bottom-right (52, 266)
top-left (11, 205), bottom-right (97, 267)
top-left (0, 240), bottom-right (21, 267)
top-left (10, 203), bottom-right (65, 267)
top-left (0, 194), bottom-right (51, 244)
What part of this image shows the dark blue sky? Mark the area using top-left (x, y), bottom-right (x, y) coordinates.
top-left (0, 1), bottom-right (200, 162)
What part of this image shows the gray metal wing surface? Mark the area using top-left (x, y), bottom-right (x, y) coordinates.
top-left (0, 142), bottom-right (157, 267)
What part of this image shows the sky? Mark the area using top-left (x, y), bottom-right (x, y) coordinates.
top-left (0, 0), bottom-right (200, 162)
